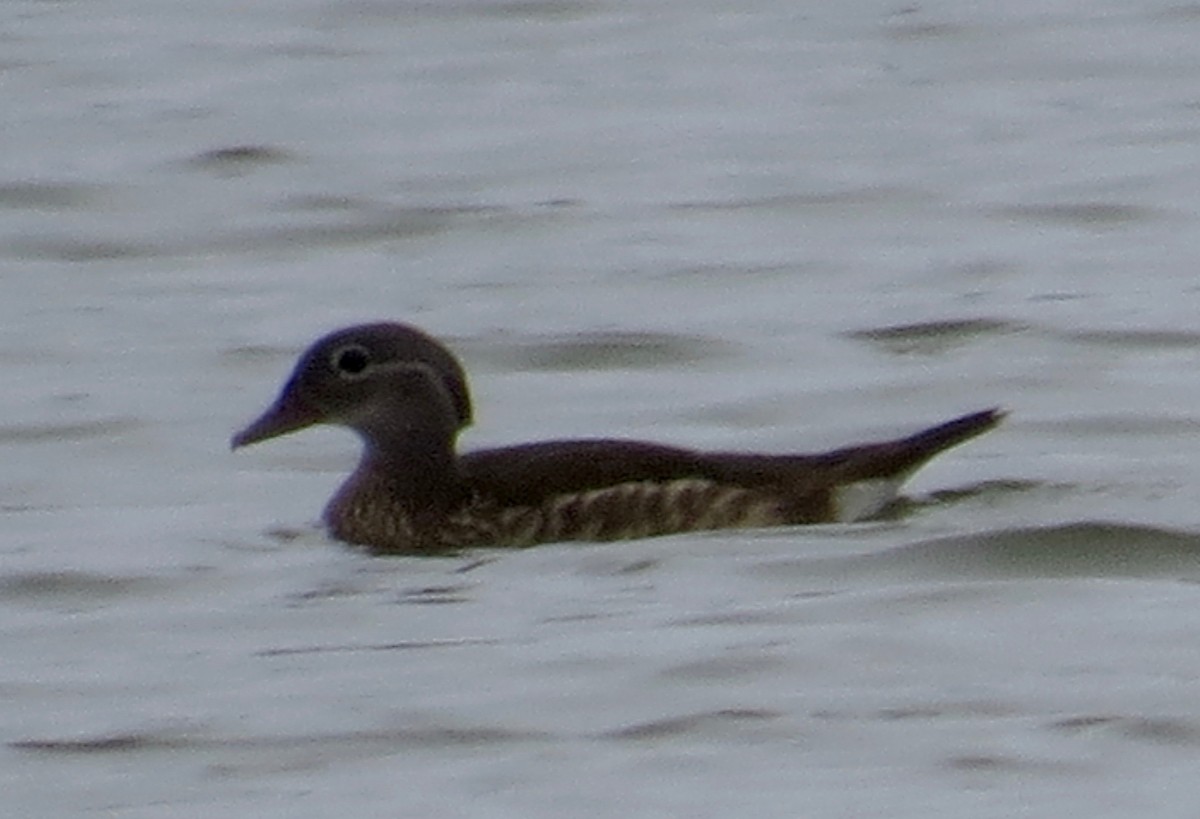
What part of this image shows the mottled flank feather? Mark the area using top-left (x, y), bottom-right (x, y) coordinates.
top-left (233, 322), bottom-right (1005, 555)
top-left (330, 477), bottom-right (791, 553)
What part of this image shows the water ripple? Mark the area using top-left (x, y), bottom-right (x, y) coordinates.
top-left (845, 318), bottom-right (1026, 356)
top-left (459, 331), bottom-right (740, 371)
top-left (603, 708), bottom-right (782, 741)
top-left (889, 521), bottom-right (1200, 579)
top-left (0, 571), bottom-right (165, 604)
top-left (0, 417), bottom-right (143, 444)
top-left (991, 202), bottom-right (1161, 228)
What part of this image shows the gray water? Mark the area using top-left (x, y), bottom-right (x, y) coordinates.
top-left (7, 1), bottom-right (1200, 816)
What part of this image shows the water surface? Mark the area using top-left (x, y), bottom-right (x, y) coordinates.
top-left (6, 1), bottom-right (1200, 816)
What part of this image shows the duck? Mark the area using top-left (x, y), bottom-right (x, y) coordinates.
top-left (232, 322), bottom-right (1003, 555)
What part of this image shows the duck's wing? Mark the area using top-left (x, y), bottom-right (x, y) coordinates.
top-left (459, 438), bottom-right (714, 505)
top-left (460, 408), bottom-right (1004, 508)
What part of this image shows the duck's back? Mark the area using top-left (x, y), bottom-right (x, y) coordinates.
top-left (459, 408), bottom-right (1005, 542)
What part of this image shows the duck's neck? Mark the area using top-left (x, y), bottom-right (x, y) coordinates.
top-left (357, 426), bottom-right (467, 511)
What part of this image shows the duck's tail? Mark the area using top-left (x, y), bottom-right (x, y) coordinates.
top-left (820, 407), bottom-right (1005, 522)
top-left (897, 407), bottom-right (1007, 465)
top-left (809, 407), bottom-right (1006, 484)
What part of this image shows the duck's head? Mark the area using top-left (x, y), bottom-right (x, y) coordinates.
top-left (231, 322), bottom-right (473, 451)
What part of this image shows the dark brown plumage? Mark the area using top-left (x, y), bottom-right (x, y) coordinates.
top-left (232, 322), bottom-right (1004, 555)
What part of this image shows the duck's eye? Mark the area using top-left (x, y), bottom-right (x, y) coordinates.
top-left (331, 344), bottom-right (371, 377)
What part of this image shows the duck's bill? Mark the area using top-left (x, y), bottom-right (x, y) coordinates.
top-left (231, 392), bottom-right (322, 449)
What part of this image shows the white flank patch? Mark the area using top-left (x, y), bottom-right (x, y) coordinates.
top-left (832, 477), bottom-right (904, 523)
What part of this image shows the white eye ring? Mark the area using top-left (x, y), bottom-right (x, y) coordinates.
top-left (330, 344), bottom-right (372, 378)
